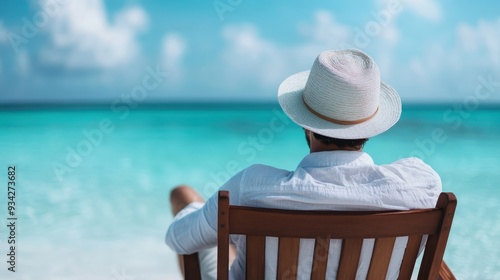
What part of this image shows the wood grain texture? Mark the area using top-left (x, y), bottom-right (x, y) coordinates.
top-left (337, 238), bottom-right (363, 279)
top-left (206, 191), bottom-right (458, 280)
top-left (398, 235), bottom-right (424, 280)
top-left (277, 237), bottom-right (300, 279)
top-left (311, 237), bottom-right (330, 280)
top-left (367, 237), bottom-right (396, 279)
top-left (246, 235), bottom-right (266, 280)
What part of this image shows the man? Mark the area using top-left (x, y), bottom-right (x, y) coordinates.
top-left (166, 49), bottom-right (442, 279)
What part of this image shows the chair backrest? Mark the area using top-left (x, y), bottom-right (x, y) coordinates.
top-left (183, 191), bottom-right (457, 280)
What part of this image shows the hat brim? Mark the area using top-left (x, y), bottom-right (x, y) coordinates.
top-left (278, 70), bottom-right (402, 139)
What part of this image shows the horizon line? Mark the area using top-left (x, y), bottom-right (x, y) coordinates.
top-left (1, 101), bottom-right (500, 111)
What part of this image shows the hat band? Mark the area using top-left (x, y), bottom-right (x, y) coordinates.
top-left (302, 95), bottom-right (379, 125)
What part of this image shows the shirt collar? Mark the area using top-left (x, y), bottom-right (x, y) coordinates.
top-left (297, 151), bottom-right (374, 168)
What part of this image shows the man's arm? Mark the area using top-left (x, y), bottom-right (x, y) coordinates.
top-left (165, 199), bottom-right (218, 254)
top-left (165, 171), bottom-right (243, 254)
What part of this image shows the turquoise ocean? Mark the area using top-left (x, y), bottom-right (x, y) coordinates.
top-left (0, 104), bottom-right (499, 279)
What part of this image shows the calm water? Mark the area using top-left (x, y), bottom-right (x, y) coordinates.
top-left (0, 104), bottom-right (499, 279)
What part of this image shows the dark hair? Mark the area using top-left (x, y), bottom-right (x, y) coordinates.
top-left (312, 132), bottom-right (368, 150)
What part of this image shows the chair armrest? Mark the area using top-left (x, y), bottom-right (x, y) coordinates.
top-left (438, 261), bottom-right (456, 280)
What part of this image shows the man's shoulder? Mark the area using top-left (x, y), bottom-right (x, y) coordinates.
top-left (388, 157), bottom-right (440, 179)
top-left (243, 163), bottom-right (291, 177)
top-left (232, 164), bottom-right (293, 190)
top-left (224, 164), bottom-right (292, 203)
top-left (379, 157), bottom-right (442, 195)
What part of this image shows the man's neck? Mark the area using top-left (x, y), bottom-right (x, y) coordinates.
top-left (306, 130), bottom-right (362, 153)
top-left (309, 144), bottom-right (362, 153)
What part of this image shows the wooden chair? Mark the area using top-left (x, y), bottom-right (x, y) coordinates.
top-left (182, 191), bottom-right (457, 280)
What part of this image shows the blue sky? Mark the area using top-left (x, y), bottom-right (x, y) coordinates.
top-left (0, 0), bottom-right (499, 103)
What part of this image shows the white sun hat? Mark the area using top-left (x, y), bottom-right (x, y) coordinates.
top-left (278, 49), bottom-right (402, 139)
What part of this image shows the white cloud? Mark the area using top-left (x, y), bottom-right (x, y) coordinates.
top-left (220, 11), bottom-right (353, 91)
top-left (115, 6), bottom-right (148, 32)
top-left (380, 24), bottom-right (399, 46)
top-left (457, 19), bottom-right (500, 65)
top-left (219, 10), bottom-right (400, 95)
top-left (221, 24), bottom-right (286, 88)
top-left (439, 19), bottom-right (500, 72)
top-left (40, 0), bottom-right (148, 70)
top-left (218, 10), bottom-right (500, 103)
top-left (161, 33), bottom-right (186, 85)
top-left (396, 18), bottom-right (500, 102)
top-left (162, 33), bottom-right (186, 71)
top-left (404, 0), bottom-right (442, 22)
top-left (368, 22), bottom-right (400, 78)
top-left (215, 6), bottom-right (499, 104)
top-left (298, 11), bottom-right (351, 47)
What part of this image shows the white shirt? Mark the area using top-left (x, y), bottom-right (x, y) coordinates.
top-left (165, 151), bottom-right (442, 279)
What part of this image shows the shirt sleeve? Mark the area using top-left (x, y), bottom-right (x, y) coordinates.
top-left (165, 170), bottom-right (244, 254)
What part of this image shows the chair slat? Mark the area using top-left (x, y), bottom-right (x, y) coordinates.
top-left (246, 235), bottom-right (266, 280)
top-left (439, 261), bottom-right (457, 280)
top-left (337, 238), bottom-right (363, 279)
top-left (311, 237), bottom-right (330, 280)
top-left (183, 253), bottom-right (201, 280)
top-left (367, 237), bottom-right (396, 279)
top-left (277, 237), bottom-right (300, 279)
top-left (398, 235), bottom-right (423, 280)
